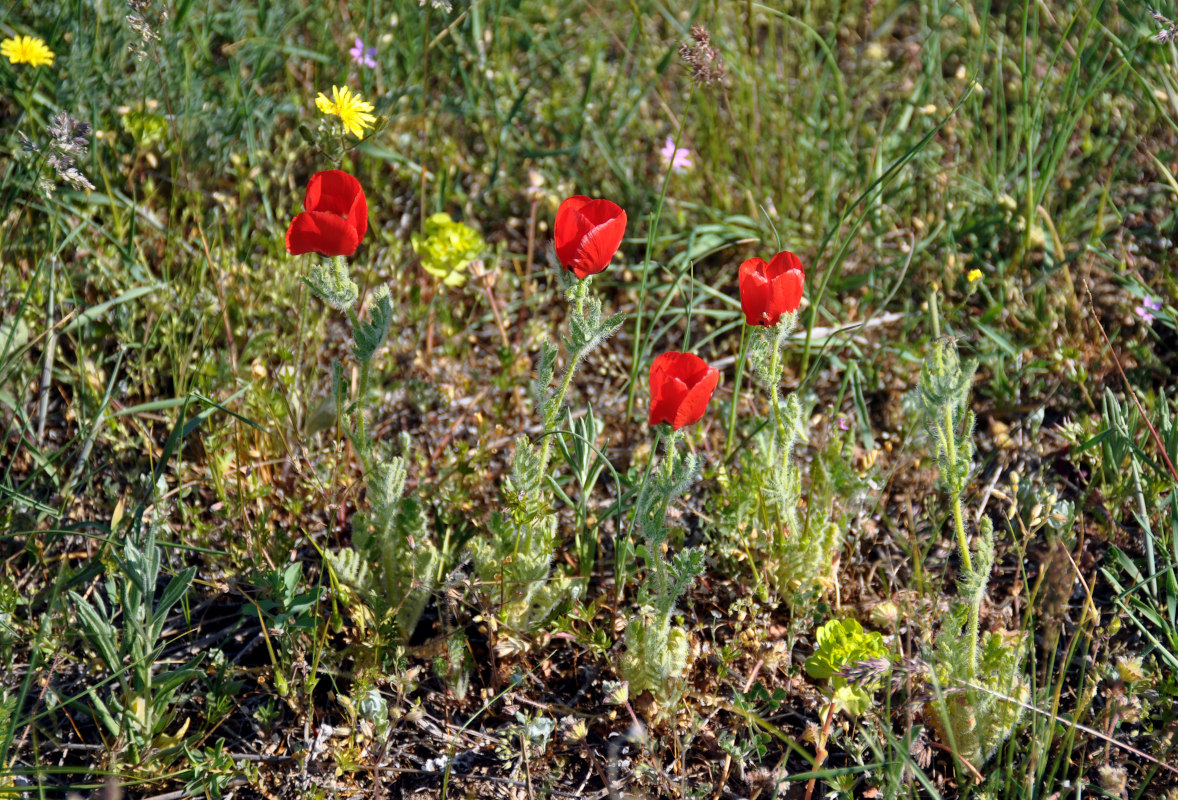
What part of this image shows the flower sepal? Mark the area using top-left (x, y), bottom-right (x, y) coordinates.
top-left (563, 277), bottom-right (624, 359)
top-left (304, 257), bottom-right (359, 312)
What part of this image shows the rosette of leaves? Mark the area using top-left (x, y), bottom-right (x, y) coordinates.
top-left (618, 606), bottom-right (690, 701)
top-left (924, 518), bottom-right (1028, 767)
top-left (804, 618), bottom-right (889, 715)
top-left (722, 394), bottom-right (851, 606)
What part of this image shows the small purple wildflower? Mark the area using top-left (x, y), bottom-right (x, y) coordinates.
top-left (660, 136), bottom-right (692, 170)
top-left (836, 414), bottom-right (850, 432)
top-left (1135, 296), bottom-right (1162, 325)
top-left (349, 38), bottom-right (377, 69)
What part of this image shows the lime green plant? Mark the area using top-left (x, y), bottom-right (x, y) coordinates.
top-left (919, 335), bottom-right (1027, 767)
top-left (804, 618), bottom-right (889, 716)
top-left (802, 617), bottom-right (889, 800)
top-left (411, 212), bottom-right (484, 287)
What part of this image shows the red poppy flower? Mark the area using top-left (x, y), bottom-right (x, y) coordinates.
top-left (648, 351), bottom-right (720, 430)
top-left (286, 170), bottom-right (369, 257)
top-left (554, 195), bottom-right (627, 279)
top-left (738, 250), bottom-right (805, 326)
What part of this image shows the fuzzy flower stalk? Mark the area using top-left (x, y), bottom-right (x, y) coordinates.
top-left (470, 195), bottom-right (626, 634)
top-left (288, 169), bottom-right (437, 641)
top-left (919, 334), bottom-right (1027, 766)
top-left (734, 251), bottom-right (838, 602)
top-left (919, 338), bottom-right (980, 629)
top-left (618, 353), bottom-right (717, 707)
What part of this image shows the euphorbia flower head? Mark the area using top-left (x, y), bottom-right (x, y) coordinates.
top-left (285, 170), bottom-right (369, 257)
top-left (554, 195), bottom-right (627, 279)
top-left (739, 250), bottom-right (805, 327)
top-left (648, 351), bottom-right (720, 430)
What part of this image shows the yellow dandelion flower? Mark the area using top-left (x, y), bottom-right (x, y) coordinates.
top-left (2, 35), bottom-right (55, 68)
top-left (967, 268), bottom-right (982, 283)
top-left (315, 85), bottom-right (376, 139)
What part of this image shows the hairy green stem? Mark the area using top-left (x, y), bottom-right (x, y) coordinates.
top-left (618, 427), bottom-right (663, 603)
top-left (651, 432), bottom-right (680, 621)
top-left (768, 325), bottom-right (792, 445)
top-left (945, 403), bottom-right (973, 575)
top-left (346, 304), bottom-right (374, 457)
top-left (538, 279), bottom-right (590, 473)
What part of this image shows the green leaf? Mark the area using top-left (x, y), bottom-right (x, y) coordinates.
top-left (150, 567), bottom-right (196, 642)
top-left (352, 285), bottom-right (394, 363)
top-left (69, 592), bottom-right (120, 672)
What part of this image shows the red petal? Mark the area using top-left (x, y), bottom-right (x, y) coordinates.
top-left (648, 352), bottom-right (717, 429)
top-left (673, 364), bottom-right (719, 430)
top-left (347, 186), bottom-right (368, 242)
top-left (773, 267), bottom-right (804, 314)
top-left (301, 170), bottom-right (368, 249)
top-left (739, 257), bottom-right (770, 325)
top-left (578, 197), bottom-right (625, 227)
top-left (555, 196), bottom-right (626, 278)
top-left (305, 170), bottom-right (362, 214)
top-left (649, 353), bottom-right (687, 427)
top-left (555, 196), bottom-right (593, 267)
top-left (766, 250), bottom-right (804, 279)
top-left (571, 211), bottom-right (627, 278)
top-left (286, 211), bottom-right (361, 256)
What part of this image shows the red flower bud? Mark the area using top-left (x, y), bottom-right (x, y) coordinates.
top-left (286, 170), bottom-right (369, 257)
top-left (738, 250), bottom-right (804, 327)
top-left (554, 195), bottom-right (627, 279)
top-left (648, 351), bottom-right (720, 430)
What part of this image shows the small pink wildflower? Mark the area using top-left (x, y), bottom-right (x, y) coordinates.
top-left (660, 136), bottom-right (692, 170)
top-left (349, 38), bottom-right (377, 69)
top-left (1135, 297), bottom-right (1162, 325)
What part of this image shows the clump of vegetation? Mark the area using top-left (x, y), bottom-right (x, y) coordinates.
top-left (293, 177), bottom-right (442, 642)
top-left (472, 274), bottom-right (623, 633)
top-left (805, 618), bottom-right (890, 716)
top-left (4, 2), bottom-right (1178, 797)
top-left (69, 518), bottom-right (198, 765)
top-left (619, 425), bottom-right (706, 706)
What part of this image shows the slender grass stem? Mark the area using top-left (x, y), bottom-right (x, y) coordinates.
top-left (725, 325), bottom-right (750, 459)
top-left (538, 279), bottom-right (590, 473)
